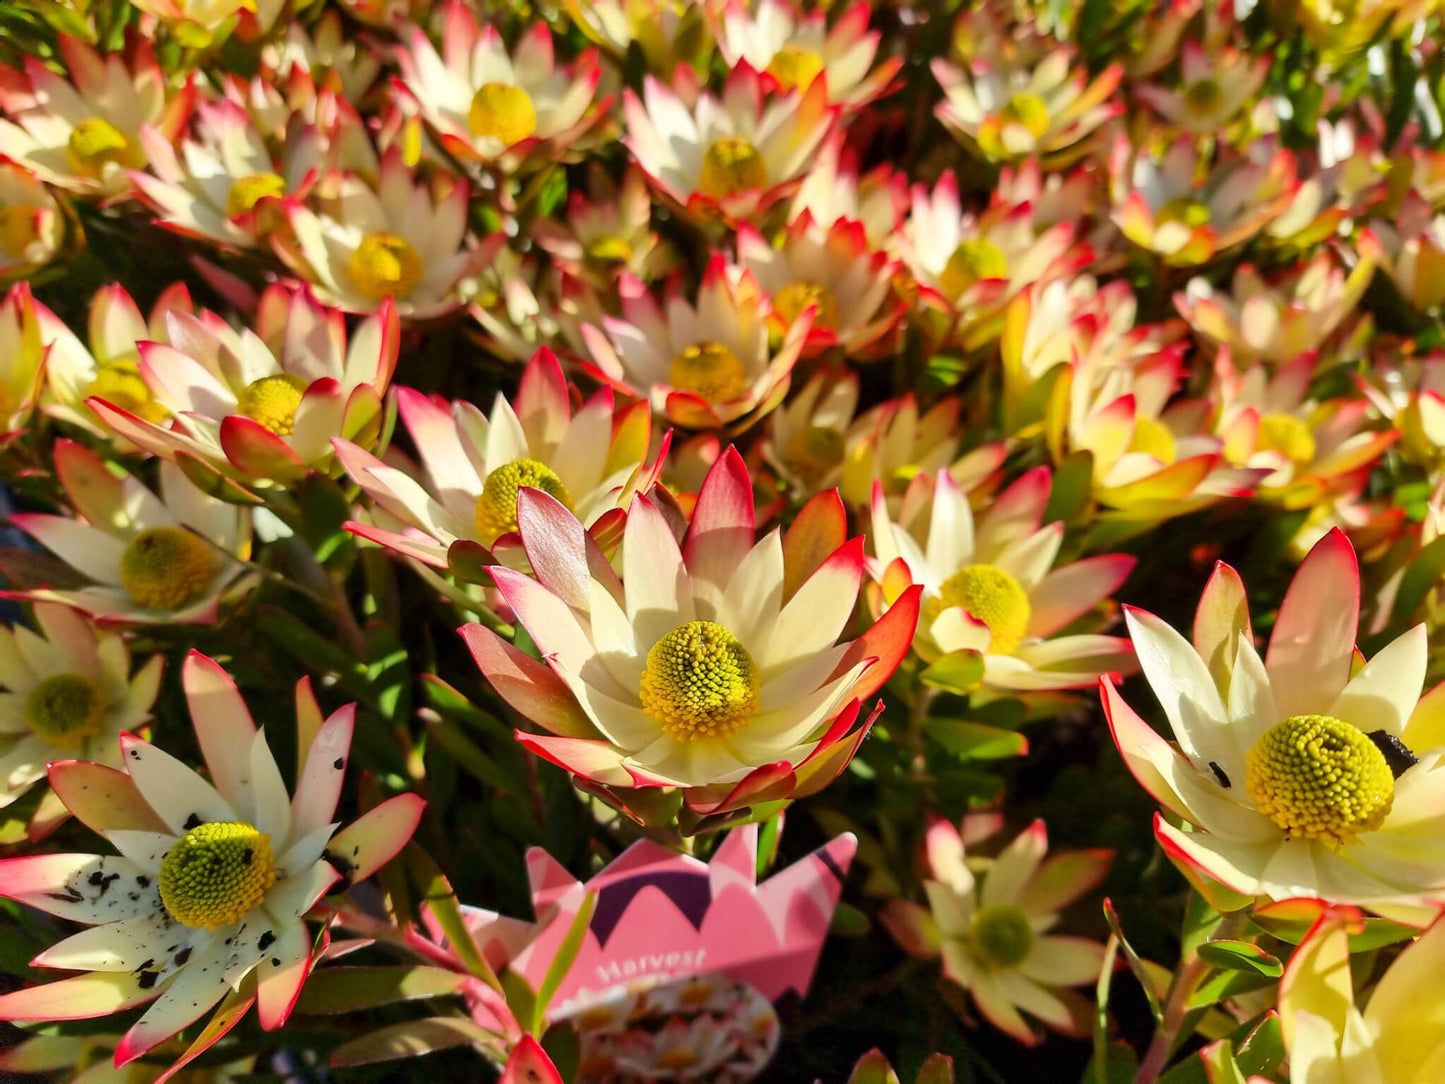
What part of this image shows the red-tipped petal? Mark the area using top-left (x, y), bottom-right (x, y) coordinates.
top-left (219, 415), bottom-right (308, 481)
top-left (46, 761), bottom-right (168, 836)
top-left (457, 626), bottom-right (599, 739)
top-left (325, 793), bottom-right (425, 886)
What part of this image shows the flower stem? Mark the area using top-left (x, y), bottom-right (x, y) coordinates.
top-left (1133, 908), bottom-right (1245, 1084)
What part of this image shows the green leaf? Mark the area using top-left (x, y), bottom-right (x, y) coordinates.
top-left (1083, 1041), bottom-right (1139, 1084)
top-left (927, 718), bottom-right (1027, 760)
top-left (329, 1016), bottom-right (498, 1067)
top-left (540, 1021), bottom-right (581, 1083)
top-left (1103, 899), bottom-right (1162, 1023)
top-left (424, 714), bottom-right (515, 792)
top-left (364, 624), bottom-right (412, 724)
top-left (918, 650), bottom-right (985, 694)
top-left (1391, 535), bottom-right (1445, 624)
top-left (1160, 1038), bottom-right (1247, 1084)
top-left (1195, 939), bottom-right (1282, 978)
top-left (531, 892), bottom-right (597, 1034)
top-left (292, 967), bottom-right (466, 1015)
top-left (1233, 1012), bottom-right (1285, 1077)
top-left (847, 1048), bottom-right (901, 1084)
top-left (914, 1053), bottom-right (955, 1084)
top-left (406, 848), bottom-right (504, 995)
top-left (829, 901), bottom-right (871, 937)
top-left (1045, 450), bottom-right (1095, 525)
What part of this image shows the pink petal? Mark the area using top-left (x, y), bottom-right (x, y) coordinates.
top-left (47, 761), bottom-right (169, 836)
top-left (456, 629), bottom-right (598, 739)
top-left (683, 446), bottom-right (755, 592)
top-left (1027, 555), bottom-right (1136, 637)
top-left (219, 415), bottom-right (308, 481)
top-left (501, 1036), bottom-right (563, 1084)
top-left (0, 972), bottom-right (156, 1022)
top-left (1265, 528), bottom-right (1359, 718)
top-left (255, 922), bottom-right (311, 1030)
top-left (325, 793), bottom-right (425, 887)
top-left (514, 731), bottom-right (635, 788)
top-left (290, 705), bottom-right (355, 840)
top-left (1192, 561), bottom-right (1253, 687)
top-left (182, 651), bottom-right (257, 814)
top-left (837, 584), bottom-right (922, 702)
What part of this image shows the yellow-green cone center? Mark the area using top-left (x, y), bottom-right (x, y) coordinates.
top-left (1184, 78), bottom-right (1225, 119)
top-left (774, 280), bottom-right (838, 332)
top-left (932, 563), bottom-right (1032, 656)
top-left (765, 45), bottom-right (825, 92)
top-left (698, 136), bottom-right (767, 200)
top-left (785, 424), bottom-right (846, 478)
top-left (1245, 714), bottom-right (1395, 846)
top-left (86, 361), bottom-right (168, 424)
top-left (159, 821), bottom-right (277, 930)
top-left (1257, 412), bottom-right (1317, 467)
top-left (0, 205), bottom-right (44, 258)
top-left (120, 527), bottom-right (217, 612)
top-left (474, 457), bottom-right (572, 546)
top-left (1001, 93), bottom-right (1050, 138)
top-left (1128, 415), bottom-right (1177, 463)
top-left (940, 239), bottom-right (1008, 299)
top-left (67, 118), bottom-right (129, 174)
top-left (225, 171), bottom-right (286, 217)
top-left (237, 374), bottom-right (306, 436)
top-left (970, 903), bottom-right (1033, 968)
top-left (639, 620), bottom-right (759, 741)
top-left (24, 673), bottom-right (106, 748)
top-left (669, 341), bottom-right (748, 403)
top-left (348, 232), bottom-right (423, 301)
top-left (585, 235), bottom-right (633, 264)
top-left (467, 82), bottom-right (537, 146)
top-left (1158, 196), bottom-right (1212, 230)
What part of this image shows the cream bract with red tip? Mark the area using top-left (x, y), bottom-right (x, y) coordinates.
top-left (336, 347), bottom-right (661, 568)
top-left (1103, 529), bottom-right (1445, 909)
top-left (867, 468), bottom-right (1136, 690)
top-left (6, 441), bottom-right (253, 626)
top-left (880, 817), bottom-right (1111, 1046)
top-left (0, 654), bottom-right (422, 1067)
top-left (86, 285), bottom-right (398, 483)
top-left (465, 449), bottom-right (919, 811)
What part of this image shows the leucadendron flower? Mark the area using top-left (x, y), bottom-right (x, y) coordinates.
top-left (89, 285), bottom-right (398, 485)
top-left (464, 448), bottom-right (920, 817)
top-left (882, 816), bottom-right (1112, 1046)
top-left (1277, 906), bottom-right (1445, 1083)
top-left (867, 467), bottom-right (1137, 690)
top-left (335, 347), bottom-right (663, 570)
top-left (0, 604), bottom-right (162, 815)
top-left (1102, 529), bottom-right (1445, 912)
top-left (6, 440), bottom-right (253, 625)
top-left (0, 653), bottom-right (424, 1069)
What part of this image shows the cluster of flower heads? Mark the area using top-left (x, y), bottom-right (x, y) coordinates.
top-left (0, 0), bottom-right (1444, 1078)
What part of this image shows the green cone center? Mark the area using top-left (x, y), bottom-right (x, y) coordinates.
top-left (640, 620), bottom-right (759, 741)
top-left (159, 821), bottom-right (277, 929)
top-left (24, 673), bottom-right (106, 747)
top-left (1245, 714), bottom-right (1395, 846)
